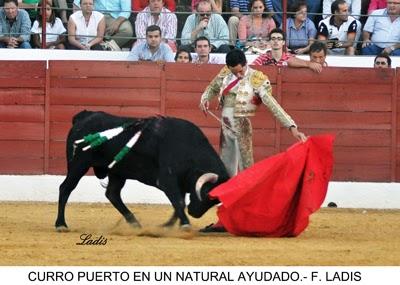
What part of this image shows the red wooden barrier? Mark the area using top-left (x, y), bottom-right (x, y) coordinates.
top-left (0, 61), bottom-right (398, 182)
top-left (0, 61), bottom-right (46, 174)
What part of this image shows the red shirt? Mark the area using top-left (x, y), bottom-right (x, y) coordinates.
top-left (132, 0), bottom-right (176, 12)
top-left (252, 51), bottom-right (293, 66)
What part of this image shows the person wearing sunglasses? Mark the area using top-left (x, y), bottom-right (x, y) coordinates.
top-left (181, 0), bottom-right (231, 53)
top-left (374, 54), bottom-right (391, 68)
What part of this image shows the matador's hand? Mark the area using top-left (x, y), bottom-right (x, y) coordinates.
top-left (290, 126), bottom-right (307, 143)
top-left (199, 100), bottom-right (209, 116)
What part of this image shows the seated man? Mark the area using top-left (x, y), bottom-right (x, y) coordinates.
top-left (67, 0), bottom-right (105, 50)
top-left (323, 0), bottom-right (361, 19)
top-left (0, 0), bottom-right (31, 49)
top-left (127, 25), bottom-right (174, 62)
top-left (181, 0), bottom-right (230, 53)
top-left (135, 0), bottom-right (177, 51)
top-left (73, 0), bottom-right (134, 49)
top-left (192, 36), bottom-right (221, 64)
top-left (374, 54), bottom-right (391, 68)
top-left (318, 0), bottom-right (360, 55)
top-left (362, 0), bottom-right (400, 56)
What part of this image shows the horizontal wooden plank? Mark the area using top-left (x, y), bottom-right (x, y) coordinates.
top-left (50, 88), bottom-right (160, 106)
top-left (0, 122), bottom-right (44, 140)
top-left (0, 141), bottom-right (43, 158)
top-left (332, 164), bottom-right (391, 182)
top-left (49, 105), bottom-right (161, 123)
top-left (0, 105), bottom-right (44, 122)
top-left (50, 77), bottom-right (161, 89)
top-left (287, 110), bottom-right (392, 130)
top-left (0, 78), bottom-right (45, 88)
top-left (248, 65), bottom-right (279, 83)
top-left (334, 147), bottom-right (391, 165)
top-left (166, 91), bottom-right (214, 109)
top-left (50, 122), bottom-right (71, 141)
top-left (281, 129), bottom-right (392, 147)
top-left (165, 85), bottom-right (278, 109)
top-left (166, 80), bottom-right (213, 93)
top-left (254, 146), bottom-right (278, 162)
top-left (0, 158), bottom-right (43, 174)
top-left (49, 61), bottom-right (162, 78)
top-left (200, 127), bottom-right (220, 146)
top-left (164, 64), bottom-right (279, 83)
top-left (49, 141), bottom-right (65, 158)
top-left (281, 66), bottom-right (394, 84)
top-left (47, 158), bottom-right (66, 175)
top-left (48, 159), bottom-right (96, 175)
top-left (282, 85), bottom-right (392, 112)
top-left (0, 61), bottom-right (45, 78)
top-left (0, 89), bottom-right (44, 105)
top-left (165, 64), bottom-right (225, 81)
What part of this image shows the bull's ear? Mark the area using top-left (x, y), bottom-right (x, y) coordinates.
top-left (195, 173), bottom-right (218, 201)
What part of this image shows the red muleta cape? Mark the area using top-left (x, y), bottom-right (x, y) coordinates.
top-left (209, 134), bottom-right (335, 237)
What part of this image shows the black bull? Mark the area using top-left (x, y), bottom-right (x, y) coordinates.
top-left (55, 111), bottom-right (229, 231)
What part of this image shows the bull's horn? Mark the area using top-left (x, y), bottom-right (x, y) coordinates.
top-left (195, 173), bottom-right (218, 201)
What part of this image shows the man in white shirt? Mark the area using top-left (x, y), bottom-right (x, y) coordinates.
top-left (318, 0), bottom-right (360, 55)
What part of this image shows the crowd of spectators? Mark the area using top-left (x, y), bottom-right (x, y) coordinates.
top-left (0, 0), bottom-right (399, 60)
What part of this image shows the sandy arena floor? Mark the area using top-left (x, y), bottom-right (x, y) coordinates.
top-left (1, 202), bottom-right (399, 265)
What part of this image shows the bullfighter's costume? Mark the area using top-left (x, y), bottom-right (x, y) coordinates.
top-left (200, 66), bottom-right (297, 177)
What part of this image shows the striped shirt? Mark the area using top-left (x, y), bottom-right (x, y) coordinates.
top-left (230, 0), bottom-right (249, 12)
top-left (135, 7), bottom-right (177, 45)
top-left (251, 51), bottom-right (294, 66)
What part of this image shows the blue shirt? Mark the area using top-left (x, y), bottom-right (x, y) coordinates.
top-left (127, 42), bottom-right (174, 62)
top-left (181, 14), bottom-right (229, 48)
top-left (0, 8), bottom-right (31, 42)
top-left (75, 0), bottom-right (131, 20)
top-left (284, 17), bottom-right (317, 49)
top-left (363, 9), bottom-right (400, 48)
top-left (230, 0), bottom-right (249, 12)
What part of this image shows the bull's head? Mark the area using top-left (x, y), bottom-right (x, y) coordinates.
top-left (188, 173), bottom-right (221, 218)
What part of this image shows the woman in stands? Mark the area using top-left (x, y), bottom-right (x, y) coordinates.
top-left (67, 0), bottom-right (105, 50)
top-left (174, 47), bottom-right (192, 63)
top-left (31, 0), bottom-right (66, 49)
top-left (237, 0), bottom-right (275, 51)
top-left (282, 0), bottom-right (317, 54)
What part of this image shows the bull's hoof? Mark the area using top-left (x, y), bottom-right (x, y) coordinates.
top-left (55, 226), bottom-right (70, 233)
top-left (180, 224), bottom-right (192, 232)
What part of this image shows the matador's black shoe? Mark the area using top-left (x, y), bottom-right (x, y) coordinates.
top-left (199, 223), bottom-right (227, 233)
